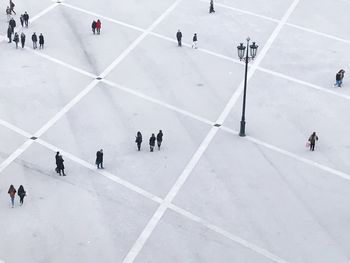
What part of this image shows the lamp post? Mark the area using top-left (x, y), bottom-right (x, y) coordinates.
top-left (237, 37), bottom-right (258, 137)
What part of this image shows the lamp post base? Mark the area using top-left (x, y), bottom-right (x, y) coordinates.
top-left (239, 120), bottom-right (246, 137)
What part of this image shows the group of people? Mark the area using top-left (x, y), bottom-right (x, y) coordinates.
top-left (176, 30), bottom-right (198, 49)
top-left (91, 19), bottom-right (102, 35)
top-left (135, 130), bottom-right (163, 152)
top-left (5, 1), bottom-right (45, 49)
top-left (8, 185), bottom-right (26, 208)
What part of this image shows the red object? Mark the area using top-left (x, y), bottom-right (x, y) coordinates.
top-left (96, 20), bottom-right (101, 29)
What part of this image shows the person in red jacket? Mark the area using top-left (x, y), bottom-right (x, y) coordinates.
top-left (96, 19), bottom-right (101, 35)
top-left (8, 185), bottom-right (16, 208)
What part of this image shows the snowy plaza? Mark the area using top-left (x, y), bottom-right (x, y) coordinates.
top-left (1, 0), bottom-right (350, 262)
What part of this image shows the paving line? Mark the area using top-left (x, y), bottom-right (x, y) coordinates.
top-left (29, 2), bottom-right (60, 23)
top-left (169, 204), bottom-right (290, 263)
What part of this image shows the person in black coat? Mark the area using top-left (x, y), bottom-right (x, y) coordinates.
top-left (13, 32), bottom-right (19, 48)
top-left (176, 30), bottom-right (182, 47)
top-left (32, 32), bottom-right (37, 49)
top-left (57, 154), bottom-right (66, 176)
top-left (209, 0), bottom-right (215, 13)
top-left (308, 132), bottom-right (319, 151)
top-left (23, 11), bottom-right (29, 27)
top-left (91, 20), bottom-right (96, 34)
top-left (156, 130), bottom-right (163, 150)
top-left (7, 26), bottom-right (12, 43)
top-left (334, 69), bottom-right (345, 87)
top-left (95, 149), bottom-right (104, 169)
top-left (20, 14), bottom-right (24, 27)
top-left (17, 185), bottom-right (26, 205)
top-left (135, 131), bottom-right (142, 151)
top-left (149, 133), bottom-right (156, 152)
top-left (9, 18), bottom-right (16, 34)
top-left (20, 32), bottom-right (25, 48)
top-left (10, 0), bottom-right (16, 15)
top-left (192, 33), bottom-right (198, 49)
top-left (39, 33), bottom-right (44, 49)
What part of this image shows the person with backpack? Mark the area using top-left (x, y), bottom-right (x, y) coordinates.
top-left (308, 132), bottom-right (319, 151)
top-left (18, 185), bottom-right (26, 206)
top-left (96, 19), bottom-right (101, 34)
top-left (13, 32), bottom-right (19, 48)
top-left (156, 130), bottom-right (163, 150)
top-left (149, 133), bottom-right (156, 152)
top-left (39, 33), bottom-right (44, 49)
top-left (20, 32), bottom-right (25, 48)
top-left (32, 32), bottom-right (37, 49)
top-left (8, 185), bottom-right (16, 208)
top-left (9, 17), bottom-right (16, 34)
top-left (91, 20), bottom-right (96, 34)
top-left (334, 69), bottom-right (345, 87)
top-left (135, 131), bottom-right (142, 151)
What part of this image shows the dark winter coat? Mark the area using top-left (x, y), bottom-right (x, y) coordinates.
top-left (91, 21), bottom-right (96, 29)
top-left (193, 34), bottom-right (197, 42)
top-left (308, 133), bottom-right (318, 144)
top-left (39, 35), bottom-right (44, 44)
top-left (57, 156), bottom-right (64, 170)
top-left (20, 33), bottom-right (25, 43)
top-left (96, 151), bottom-right (103, 164)
top-left (9, 19), bottom-right (16, 28)
top-left (176, 31), bottom-right (182, 40)
top-left (156, 131), bottom-right (163, 143)
top-left (13, 33), bottom-right (19, 43)
top-left (32, 33), bottom-right (37, 42)
top-left (135, 134), bottom-right (142, 144)
top-left (7, 27), bottom-right (12, 38)
top-left (23, 13), bottom-right (29, 21)
top-left (18, 186), bottom-right (26, 198)
top-left (55, 152), bottom-right (60, 165)
top-left (149, 135), bottom-right (156, 146)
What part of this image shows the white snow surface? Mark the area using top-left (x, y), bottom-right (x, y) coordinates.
top-left (1, 0), bottom-right (350, 262)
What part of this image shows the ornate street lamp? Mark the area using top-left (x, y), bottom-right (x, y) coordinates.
top-left (236, 37), bottom-right (258, 137)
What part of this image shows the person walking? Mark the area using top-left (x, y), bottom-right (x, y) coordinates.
top-left (8, 185), bottom-right (16, 208)
top-left (7, 25), bottom-right (12, 43)
top-left (149, 133), bottom-right (156, 152)
top-left (9, 0), bottom-right (16, 15)
top-left (96, 19), bottom-right (101, 34)
top-left (39, 33), bottom-right (44, 49)
top-left (23, 11), bottom-right (29, 27)
top-left (32, 32), bottom-right (37, 49)
top-left (20, 32), bottom-right (25, 48)
top-left (209, 0), bottom-right (215, 13)
top-left (20, 14), bottom-right (24, 27)
top-left (135, 131), bottom-right (142, 151)
top-left (156, 130), bottom-right (163, 150)
top-left (95, 149), bottom-right (104, 169)
top-left (9, 17), bottom-right (16, 34)
top-left (57, 154), bottom-right (66, 176)
top-left (176, 29), bottom-right (182, 47)
top-left (91, 20), bottom-right (96, 34)
top-left (192, 33), bottom-right (198, 49)
top-left (13, 32), bottom-right (19, 48)
top-left (334, 69), bottom-right (345, 87)
top-left (17, 185), bottom-right (26, 206)
top-left (308, 132), bottom-right (319, 151)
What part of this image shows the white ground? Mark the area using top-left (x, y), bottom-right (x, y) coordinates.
top-left (1, 0), bottom-right (350, 262)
